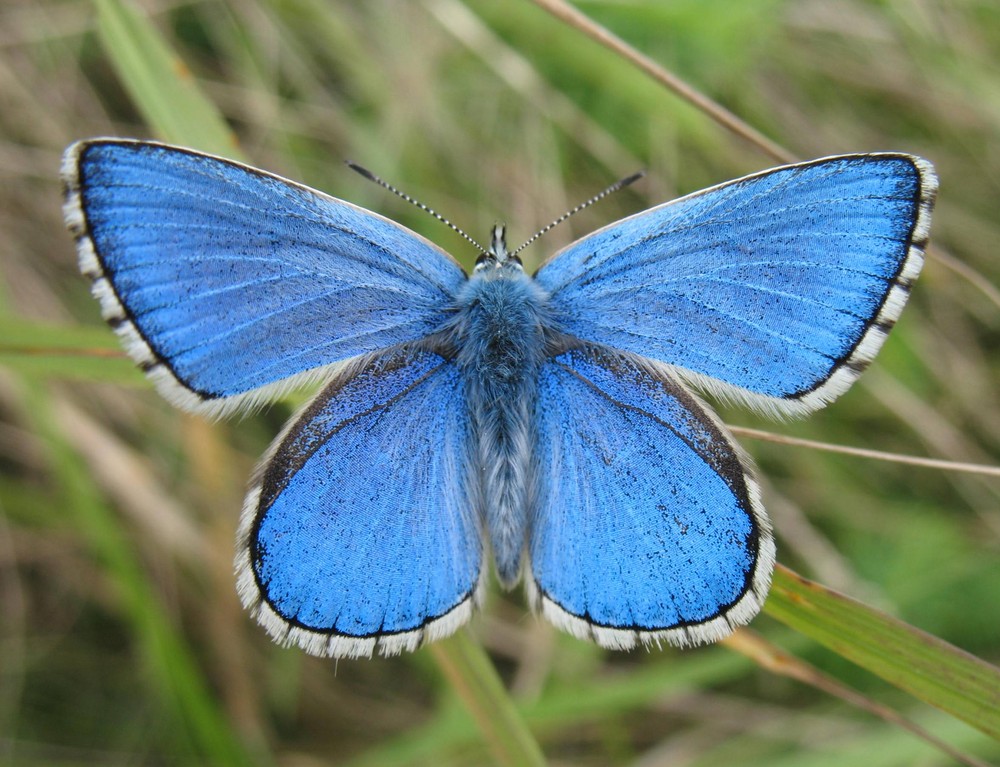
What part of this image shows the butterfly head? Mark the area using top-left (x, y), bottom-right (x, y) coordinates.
top-left (475, 224), bottom-right (523, 272)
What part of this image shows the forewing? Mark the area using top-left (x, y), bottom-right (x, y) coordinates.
top-left (536, 154), bottom-right (936, 415)
top-left (63, 140), bottom-right (466, 416)
top-left (235, 347), bottom-right (481, 658)
top-left (528, 345), bottom-right (774, 649)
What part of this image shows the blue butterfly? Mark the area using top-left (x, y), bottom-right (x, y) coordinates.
top-left (62, 140), bottom-right (936, 658)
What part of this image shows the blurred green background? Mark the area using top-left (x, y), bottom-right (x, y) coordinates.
top-left (1, 0), bottom-right (999, 764)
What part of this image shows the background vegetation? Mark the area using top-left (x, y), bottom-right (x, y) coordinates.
top-left (1, 0), bottom-right (998, 764)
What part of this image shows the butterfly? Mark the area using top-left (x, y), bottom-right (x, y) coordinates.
top-left (62, 139), bottom-right (936, 659)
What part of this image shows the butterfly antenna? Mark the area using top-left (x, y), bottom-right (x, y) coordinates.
top-left (510, 171), bottom-right (645, 258)
top-left (346, 161), bottom-right (488, 254)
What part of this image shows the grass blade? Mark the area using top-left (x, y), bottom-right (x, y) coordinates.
top-left (428, 632), bottom-right (547, 767)
top-left (0, 317), bottom-right (142, 383)
top-left (21, 388), bottom-right (250, 763)
top-left (766, 564), bottom-right (1000, 740)
top-left (94, 0), bottom-right (241, 157)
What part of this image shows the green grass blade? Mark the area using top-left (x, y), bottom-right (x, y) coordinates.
top-left (428, 632), bottom-right (547, 767)
top-left (352, 642), bottom-right (752, 766)
top-left (766, 564), bottom-right (1000, 739)
top-left (21, 386), bottom-right (250, 764)
top-left (0, 317), bottom-right (143, 383)
top-left (94, 0), bottom-right (242, 158)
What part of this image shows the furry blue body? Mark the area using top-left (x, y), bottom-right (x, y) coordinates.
top-left (448, 254), bottom-right (557, 585)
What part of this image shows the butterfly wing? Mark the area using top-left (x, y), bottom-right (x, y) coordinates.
top-left (528, 345), bottom-right (773, 649)
top-left (236, 347), bottom-right (480, 658)
top-left (63, 140), bottom-right (466, 416)
top-left (535, 154), bottom-right (936, 415)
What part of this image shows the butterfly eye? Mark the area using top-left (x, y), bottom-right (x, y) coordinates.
top-left (475, 253), bottom-right (496, 269)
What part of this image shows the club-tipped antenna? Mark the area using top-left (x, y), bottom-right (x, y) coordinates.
top-left (510, 171), bottom-right (645, 258)
top-left (346, 161), bottom-right (488, 254)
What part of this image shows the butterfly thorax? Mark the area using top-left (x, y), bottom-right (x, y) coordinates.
top-left (444, 229), bottom-right (559, 587)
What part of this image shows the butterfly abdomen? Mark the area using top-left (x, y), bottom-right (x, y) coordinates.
top-left (449, 267), bottom-right (555, 587)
